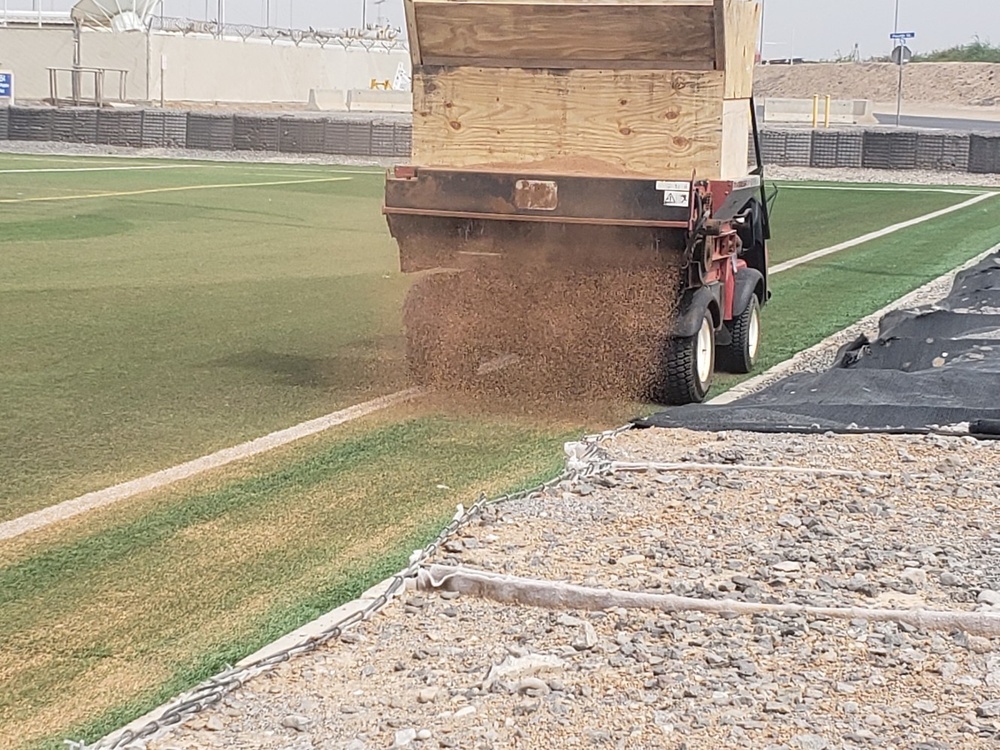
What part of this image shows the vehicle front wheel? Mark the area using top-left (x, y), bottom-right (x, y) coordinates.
top-left (649, 310), bottom-right (716, 405)
top-left (718, 295), bottom-right (761, 374)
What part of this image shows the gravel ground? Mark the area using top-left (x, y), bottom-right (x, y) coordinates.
top-left (768, 166), bottom-right (1000, 189)
top-left (144, 429), bottom-right (1000, 750)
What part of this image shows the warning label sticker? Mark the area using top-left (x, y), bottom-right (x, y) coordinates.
top-left (655, 180), bottom-right (690, 208)
top-left (661, 191), bottom-right (690, 207)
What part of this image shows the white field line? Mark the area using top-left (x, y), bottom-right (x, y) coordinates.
top-left (0, 176), bottom-right (351, 204)
top-left (0, 388), bottom-right (421, 543)
top-left (777, 184), bottom-right (989, 195)
top-left (0, 165), bottom-right (203, 174)
top-left (770, 192), bottom-right (998, 275)
top-left (711, 239), bottom-right (1000, 405)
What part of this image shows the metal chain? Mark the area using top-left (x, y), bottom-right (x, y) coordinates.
top-left (74, 423), bottom-right (629, 750)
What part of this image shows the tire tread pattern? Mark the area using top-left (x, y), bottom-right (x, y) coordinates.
top-left (718, 297), bottom-right (758, 374)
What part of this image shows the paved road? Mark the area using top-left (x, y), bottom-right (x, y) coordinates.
top-left (873, 113), bottom-right (1000, 131)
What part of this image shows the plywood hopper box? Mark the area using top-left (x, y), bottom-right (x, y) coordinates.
top-left (404, 0), bottom-right (761, 179)
top-left (384, 0), bottom-right (771, 408)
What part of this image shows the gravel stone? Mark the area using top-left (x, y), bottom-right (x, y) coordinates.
top-left (281, 715), bottom-right (312, 732)
top-left (393, 728), bottom-right (417, 747)
top-left (977, 701), bottom-right (1000, 718)
top-left (978, 590), bottom-right (1000, 607)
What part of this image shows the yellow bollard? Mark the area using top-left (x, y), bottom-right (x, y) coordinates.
top-left (825, 95), bottom-right (832, 128)
top-left (812, 95), bottom-right (819, 128)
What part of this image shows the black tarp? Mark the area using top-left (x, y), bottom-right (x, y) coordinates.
top-left (638, 252), bottom-right (1000, 437)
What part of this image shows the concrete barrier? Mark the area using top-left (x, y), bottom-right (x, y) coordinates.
top-left (347, 89), bottom-right (412, 113)
top-left (763, 97), bottom-right (874, 126)
top-left (307, 89), bottom-right (348, 112)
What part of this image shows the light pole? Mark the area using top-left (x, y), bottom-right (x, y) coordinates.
top-left (894, 0), bottom-right (903, 126)
top-left (758, 0), bottom-right (765, 62)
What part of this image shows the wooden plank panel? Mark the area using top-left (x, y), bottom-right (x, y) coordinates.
top-left (404, 0), bottom-right (422, 65)
top-left (417, 0), bottom-right (714, 5)
top-left (719, 98), bottom-right (752, 178)
top-left (412, 67), bottom-right (727, 178)
top-left (722, 0), bottom-right (760, 98)
top-left (413, 2), bottom-right (718, 67)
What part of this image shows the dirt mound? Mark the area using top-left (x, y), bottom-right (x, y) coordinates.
top-left (756, 62), bottom-right (1000, 107)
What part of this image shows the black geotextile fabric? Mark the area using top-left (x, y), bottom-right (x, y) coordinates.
top-left (638, 252), bottom-right (1000, 437)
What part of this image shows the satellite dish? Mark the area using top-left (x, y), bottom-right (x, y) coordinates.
top-left (71, 0), bottom-right (159, 32)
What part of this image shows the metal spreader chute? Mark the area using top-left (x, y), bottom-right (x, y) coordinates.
top-left (70, 0), bottom-right (159, 31)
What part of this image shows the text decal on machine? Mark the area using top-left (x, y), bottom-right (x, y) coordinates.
top-left (655, 181), bottom-right (691, 208)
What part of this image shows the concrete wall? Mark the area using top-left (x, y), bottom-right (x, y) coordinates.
top-left (148, 36), bottom-right (409, 104)
top-left (0, 27), bottom-right (410, 104)
top-left (762, 97), bottom-right (874, 125)
top-left (0, 27), bottom-right (149, 101)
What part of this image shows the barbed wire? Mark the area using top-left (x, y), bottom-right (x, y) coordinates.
top-left (147, 16), bottom-right (407, 51)
top-left (72, 422), bottom-right (632, 750)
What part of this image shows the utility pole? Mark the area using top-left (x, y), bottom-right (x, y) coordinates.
top-left (758, 0), bottom-right (765, 62)
top-left (362, 0), bottom-right (368, 29)
top-left (894, 0), bottom-right (903, 126)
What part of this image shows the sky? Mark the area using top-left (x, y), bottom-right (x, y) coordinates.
top-left (6, 0), bottom-right (999, 60)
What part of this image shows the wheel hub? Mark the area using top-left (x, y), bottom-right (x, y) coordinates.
top-left (748, 303), bottom-right (761, 361)
top-left (696, 316), bottom-right (714, 385)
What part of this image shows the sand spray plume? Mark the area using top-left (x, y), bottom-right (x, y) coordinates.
top-left (401, 219), bottom-right (686, 418)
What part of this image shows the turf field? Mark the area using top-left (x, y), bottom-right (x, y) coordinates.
top-left (1, 151), bottom-right (998, 749)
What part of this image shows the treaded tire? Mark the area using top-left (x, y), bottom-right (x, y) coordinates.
top-left (718, 295), bottom-right (761, 374)
top-left (649, 311), bottom-right (716, 406)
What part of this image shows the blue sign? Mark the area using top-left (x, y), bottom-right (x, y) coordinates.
top-left (890, 32), bottom-right (916, 40)
top-left (0, 73), bottom-right (12, 98)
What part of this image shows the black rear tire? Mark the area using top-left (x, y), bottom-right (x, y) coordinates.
top-left (649, 310), bottom-right (716, 406)
top-left (718, 295), bottom-right (761, 374)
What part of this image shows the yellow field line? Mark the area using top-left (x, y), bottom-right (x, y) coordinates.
top-left (0, 176), bottom-right (352, 204)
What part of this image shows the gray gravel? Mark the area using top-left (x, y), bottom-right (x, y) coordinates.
top-left (145, 429), bottom-right (1000, 750)
top-left (768, 166), bottom-right (1000, 188)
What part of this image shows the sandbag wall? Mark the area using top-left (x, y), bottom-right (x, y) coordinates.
top-left (0, 107), bottom-right (412, 159)
top-left (753, 129), bottom-right (991, 173)
top-left (0, 106), bottom-right (997, 173)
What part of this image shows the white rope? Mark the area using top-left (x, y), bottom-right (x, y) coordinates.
top-left (416, 565), bottom-right (1000, 638)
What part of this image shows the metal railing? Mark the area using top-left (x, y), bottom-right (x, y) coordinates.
top-left (0, 9), bottom-right (74, 27)
top-left (47, 67), bottom-right (129, 107)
